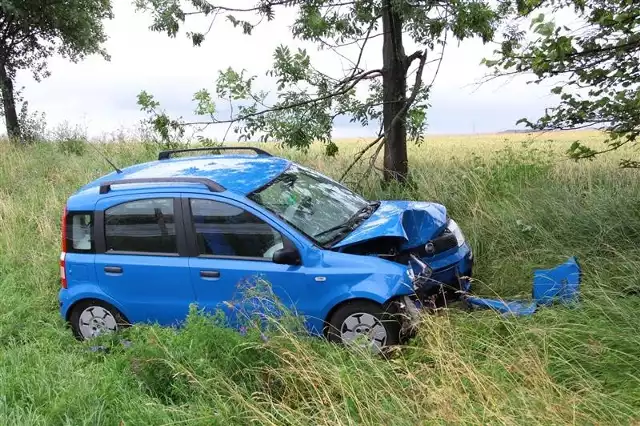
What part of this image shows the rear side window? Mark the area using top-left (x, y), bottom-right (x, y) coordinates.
top-left (105, 198), bottom-right (177, 254)
top-left (66, 213), bottom-right (94, 253)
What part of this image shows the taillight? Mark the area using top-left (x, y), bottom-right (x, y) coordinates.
top-left (60, 208), bottom-right (67, 289)
top-left (60, 252), bottom-right (67, 289)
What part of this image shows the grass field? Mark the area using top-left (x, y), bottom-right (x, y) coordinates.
top-left (0, 130), bottom-right (639, 425)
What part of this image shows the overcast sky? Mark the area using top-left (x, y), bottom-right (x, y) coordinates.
top-left (13, 0), bottom-right (561, 140)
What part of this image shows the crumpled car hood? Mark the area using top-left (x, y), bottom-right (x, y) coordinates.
top-left (332, 200), bottom-right (448, 250)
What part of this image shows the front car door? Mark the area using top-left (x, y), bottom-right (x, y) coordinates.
top-left (182, 195), bottom-right (310, 326)
top-left (94, 194), bottom-right (195, 326)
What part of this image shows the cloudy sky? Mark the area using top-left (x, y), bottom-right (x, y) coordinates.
top-left (14, 0), bottom-right (561, 140)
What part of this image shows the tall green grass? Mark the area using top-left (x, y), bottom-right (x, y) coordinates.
top-left (0, 135), bottom-right (638, 425)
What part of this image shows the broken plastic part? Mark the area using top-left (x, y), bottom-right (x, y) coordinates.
top-left (399, 295), bottom-right (422, 335)
top-left (532, 256), bottom-right (581, 305)
top-left (464, 257), bottom-right (582, 316)
top-left (465, 297), bottom-right (537, 316)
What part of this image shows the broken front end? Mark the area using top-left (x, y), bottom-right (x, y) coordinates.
top-left (340, 218), bottom-right (474, 307)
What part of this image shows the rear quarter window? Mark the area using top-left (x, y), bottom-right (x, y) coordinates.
top-left (66, 212), bottom-right (94, 253)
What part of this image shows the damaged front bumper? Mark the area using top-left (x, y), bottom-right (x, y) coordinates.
top-left (394, 250), bottom-right (473, 337)
top-left (409, 243), bottom-right (474, 301)
top-left (394, 246), bottom-right (474, 337)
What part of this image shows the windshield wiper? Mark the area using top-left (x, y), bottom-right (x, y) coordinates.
top-left (313, 222), bottom-right (355, 239)
top-left (313, 201), bottom-right (380, 239)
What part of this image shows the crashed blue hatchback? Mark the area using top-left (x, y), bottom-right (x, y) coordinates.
top-left (59, 147), bottom-right (473, 352)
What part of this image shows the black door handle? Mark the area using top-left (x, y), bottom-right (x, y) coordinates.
top-left (200, 270), bottom-right (220, 278)
top-left (104, 266), bottom-right (123, 274)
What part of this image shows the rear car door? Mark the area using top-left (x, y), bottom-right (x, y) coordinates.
top-left (94, 194), bottom-right (195, 326)
top-left (182, 196), bottom-right (310, 324)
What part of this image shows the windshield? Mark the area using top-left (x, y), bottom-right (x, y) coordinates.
top-left (248, 165), bottom-right (370, 245)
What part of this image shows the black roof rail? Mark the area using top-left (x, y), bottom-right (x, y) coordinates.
top-left (99, 177), bottom-right (226, 194)
top-left (158, 146), bottom-right (272, 160)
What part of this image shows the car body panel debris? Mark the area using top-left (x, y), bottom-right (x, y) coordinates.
top-left (464, 257), bottom-right (582, 316)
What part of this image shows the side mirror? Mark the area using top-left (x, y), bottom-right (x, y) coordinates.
top-left (272, 247), bottom-right (301, 266)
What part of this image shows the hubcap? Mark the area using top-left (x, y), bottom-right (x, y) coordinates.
top-left (340, 312), bottom-right (387, 353)
top-left (78, 306), bottom-right (117, 339)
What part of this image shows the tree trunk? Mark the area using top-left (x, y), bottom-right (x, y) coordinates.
top-left (0, 62), bottom-right (20, 141)
top-left (381, 0), bottom-right (408, 183)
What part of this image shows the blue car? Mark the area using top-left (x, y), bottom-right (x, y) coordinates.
top-left (59, 147), bottom-right (473, 352)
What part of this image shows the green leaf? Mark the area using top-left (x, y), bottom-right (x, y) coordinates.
top-left (137, 0), bottom-right (509, 181)
top-left (531, 13), bottom-right (545, 26)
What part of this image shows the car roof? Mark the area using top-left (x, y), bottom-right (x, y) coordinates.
top-left (67, 154), bottom-right (291, 211)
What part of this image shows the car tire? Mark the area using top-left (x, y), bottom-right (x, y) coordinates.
top-left (326, 300), bottom-right (401, 354)
top-left (69, 300), bottom-right (129, 340)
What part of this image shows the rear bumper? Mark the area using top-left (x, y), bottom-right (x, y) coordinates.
top-left (58, 288), bottom-right (71, 319)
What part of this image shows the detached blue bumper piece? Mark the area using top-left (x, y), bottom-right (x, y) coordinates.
top-left (532, 256), bottom-right (582, 305)
top-left (465, 257), bottom-right (582, 316)
top-left (464, 297), bottom-right (537, 316)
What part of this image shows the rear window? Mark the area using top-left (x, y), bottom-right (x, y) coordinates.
top-left (66, 212), bottom-right (94, 253)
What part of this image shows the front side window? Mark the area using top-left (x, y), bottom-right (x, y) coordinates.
top-left (105, 198), bottom-right (177, 254)
top-left (248, 165), bottom-right (369, 245)
top-left (190, 199), bottom-right (283, 259)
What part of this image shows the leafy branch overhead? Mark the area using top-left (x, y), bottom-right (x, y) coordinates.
top-left (0, 0), bottom-right (113, 140)
top-left (136, 0), bottom-right (500, 182)
top-left (485, 0), bottom-right (640, 166)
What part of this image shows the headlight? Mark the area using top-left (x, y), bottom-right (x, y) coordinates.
top-left (447, 219), bottom-right (466, 247)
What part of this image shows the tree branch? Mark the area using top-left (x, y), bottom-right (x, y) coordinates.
top-left (359, 134), bottom-right (386, 186)
top-left (183, 67), bottom-right (382, 127)
top-left (340, 47), bottom-right (430, 182)
top-left (319, 32), bottom-right (384, 49)
top-left (337, 68), bottom-right (383, 87)
top-left (405, 50), bottom-right (423, 69)
top-left (185, 0), bottom-right (358, 15)
top-left (342, 21), bottom-right (374, 74)
top-left (195, 0), bottom-right (291, 14)
top-left (338, 133), bottom-right (383, 182)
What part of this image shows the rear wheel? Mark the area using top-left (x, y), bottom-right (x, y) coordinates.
top-left (69, 300), bottom-right (128, 340)
top-left (326, 300), bottom-right (400, 354)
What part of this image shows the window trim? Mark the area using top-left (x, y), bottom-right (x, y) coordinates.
top-left (181, 197), bottom-right (293, 262)
top-left (197, 254), bottom-right (272, 262)
top-left (95, 197), bottom-right (188, 256)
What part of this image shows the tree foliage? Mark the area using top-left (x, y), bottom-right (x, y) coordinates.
top-left (485, 0), bottom-right (640, 165)
top-left (0, 0), bottom-right (113, 140)
top-left (136, 0), bottom-right (500, 182)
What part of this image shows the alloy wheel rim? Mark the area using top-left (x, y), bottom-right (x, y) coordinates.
top-left (78, 306), bottom-right (117, 339)
top-left (340, 312), bottom-right (387, 353)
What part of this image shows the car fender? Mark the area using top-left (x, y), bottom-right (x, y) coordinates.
top-left (59, 284), bottom-right (130, 322)
top-left (301, 268), bottom-right (413, 335)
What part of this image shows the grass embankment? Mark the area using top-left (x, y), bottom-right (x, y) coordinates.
top-left (0, 131), bottom-right (638, 425)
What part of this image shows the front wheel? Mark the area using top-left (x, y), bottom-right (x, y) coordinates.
top-left (326, 300), bottom-right (400, 354)
top-left (69, 300), bottom-right (128, 340)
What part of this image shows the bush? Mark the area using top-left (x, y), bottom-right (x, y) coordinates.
top-left (52, 121), bottom-right (87, 156)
